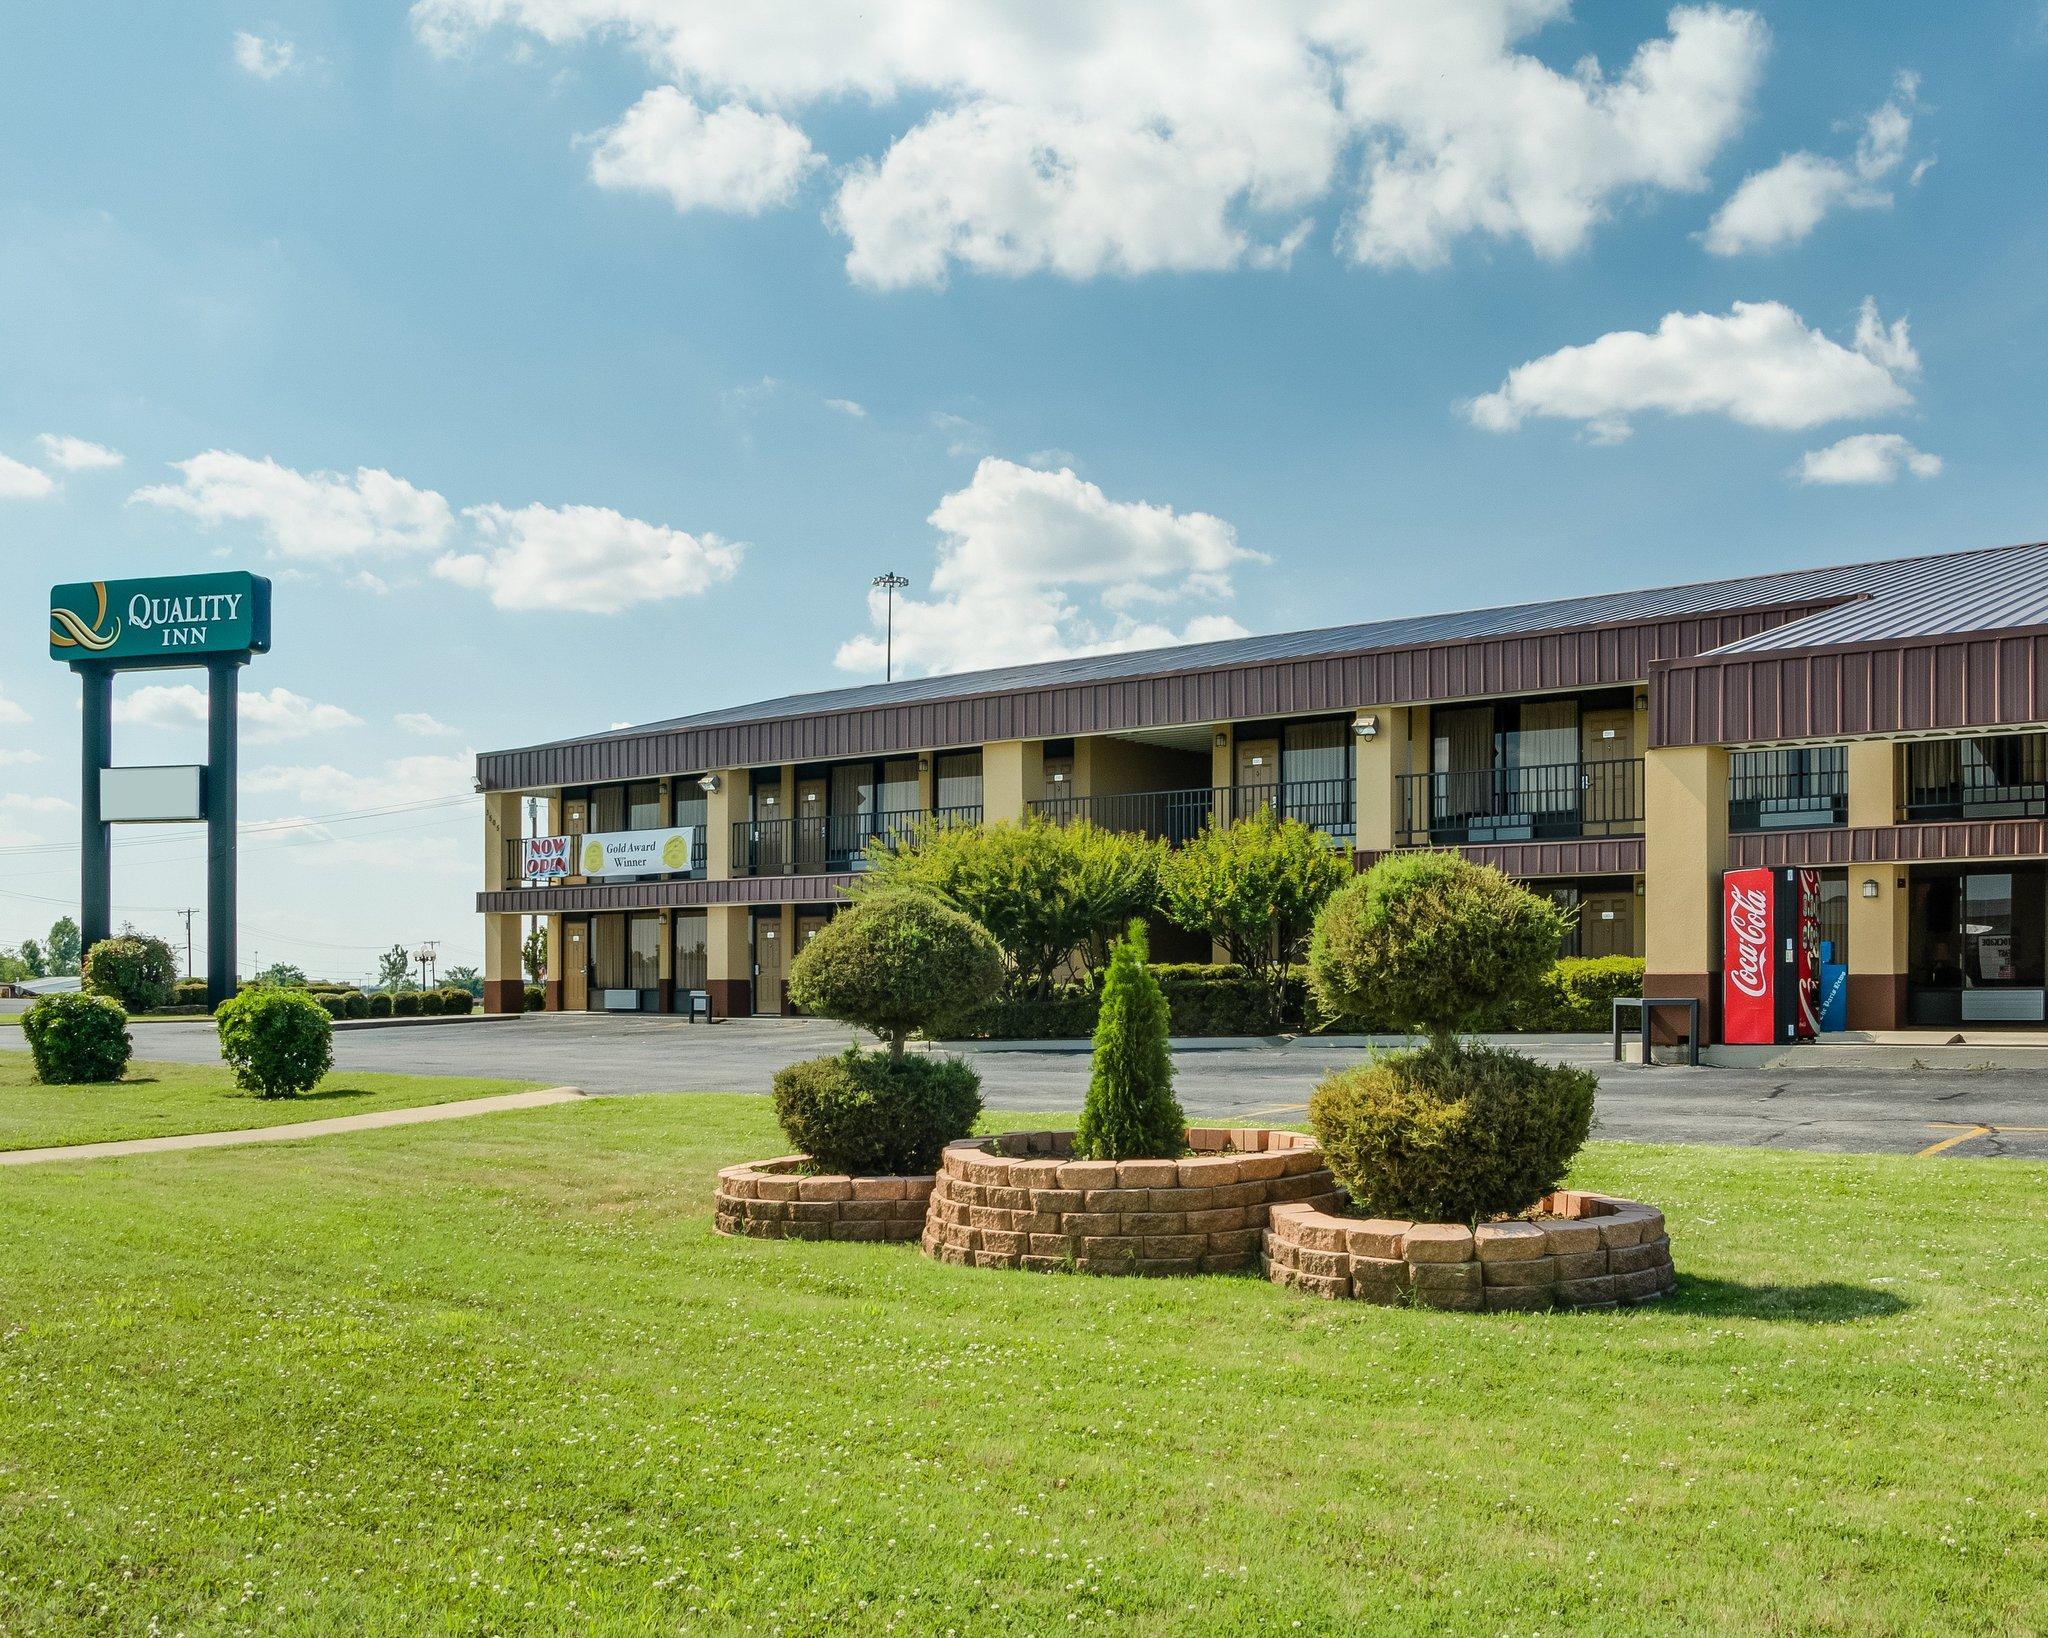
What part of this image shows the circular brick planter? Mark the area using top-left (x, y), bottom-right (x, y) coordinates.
top-left (1264, 1189), bottom-right (1674, 1311)
top-left (714, 1156), bottom-right (935, 1243)
top-left (921, 1126), bottom-right (1341, 1275)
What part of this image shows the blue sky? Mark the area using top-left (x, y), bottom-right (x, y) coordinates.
top-left (2, 1), bottom-right (2044, 975)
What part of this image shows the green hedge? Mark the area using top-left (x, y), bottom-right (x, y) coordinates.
top-left (171, 978), bottom-right (209, 1008)
top-left (522, 985), bottom-right (545, 1012)
top-left (1498, 956), bottom-right (1646, 1031)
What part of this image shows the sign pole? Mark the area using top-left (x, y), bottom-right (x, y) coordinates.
top-left (78, 666), bottom-right (113, 950)
top-left (206, 656), bottom-right (241, 1010)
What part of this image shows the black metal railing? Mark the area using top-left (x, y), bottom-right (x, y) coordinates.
top-left (729, 806), bottom-right (983, 876)
top-left (1029, 780), bottom-right (1355, 845)
top-left (1728, 746), bottom-right (1848, 832)
top-left (1904, 733), bottom-right (2048, 821)
top-left (1395, 758), bottom-right (1643, 847)
top-left (504, 829), bottom-right (705, 885)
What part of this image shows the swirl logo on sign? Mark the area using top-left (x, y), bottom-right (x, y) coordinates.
top-left (49, 582), bottom-right (121, 652)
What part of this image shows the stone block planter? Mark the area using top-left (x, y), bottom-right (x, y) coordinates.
top-left (921, 1127), bottom-right (1341, 1275)
top-left (1264, 1189), bottom-right (1674, 1311)
top-left (714, 1156), bottom-right (935, 1243)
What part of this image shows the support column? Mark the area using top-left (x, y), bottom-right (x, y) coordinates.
top-left (704, 770), bottom-right (741, 879)
top-left (707, 904), bottom-right (751, 1019)
top-left (1845, 741), bottom-right (1907, 1028)
top-left (78, 666), bottom-right (112, 953)
top-left (1643, 743), bottom-right (1729, 1041)
top-left (982, 740), bottom-right (1042, 824)
top-left (482, 790), bottom-right (522, 1013)
top-left (1352, 706), bottom-right (1407, 857)
top-left (205, 658), bottom-right (241, 1011)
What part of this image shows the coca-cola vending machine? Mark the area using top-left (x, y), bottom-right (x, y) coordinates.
top-left (1722, 866), bottom-right (1822, 1045)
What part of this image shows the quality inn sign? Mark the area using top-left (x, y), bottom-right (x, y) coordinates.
top-left (50, 572), bottom-right (271, 667)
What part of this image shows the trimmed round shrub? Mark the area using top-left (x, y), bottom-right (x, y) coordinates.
top-left (417, 989), bottom-right (445, 1016)
top-left (343, 991), bottom-right (370, 1020)
top-left (771, 1047), bottom-right (983, 1175)
top-left (368, 991), bottom-right (394, 1019)
top-left (317, 994), bottom-right (348, 1020)
top-left (1309, 1040), bottom-right (1595, 1224)
top-left (171, 978), bottom-right (208, 1008)
top-left (393, 991), bottom-right (420, 1017)
top-left (20, 992), bottom-right (131, 1085)
top-left (1309, 853), bottom-right (1568, 1043)
top-left (788, 890), bottom-right (1003, 1058)
top-left (81, 935), bottom-right (178, 1014)
top-left (522, 984), bottom-right (545, 1012)
top-left (438, 987), bottom-right (475, 1016)
top-left (214, 987), bottom-right (333, 1099)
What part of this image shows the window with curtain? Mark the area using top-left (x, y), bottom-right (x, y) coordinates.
top-left (1281, 719), bottom-right (1349, 786)
top-left (936, 751), bottom-right (982, 812)
top-left (591, 916), bottom-right (628, 989)
top-left (1507, 699), bottom-right (1579, 814)
top-left (673, 913), bottom-right (708, 991)
top-left (830, 762), bottom-right (874, 819)
top-left (879, 757), bottom-right (919, 814)
top-left (626, 781), bottom-right (661, 830)
top-left (672, 786), bottom-right (706, 831)
top-left (627, 914), bottom-right (661, 991)
top-left (589, 784), bottom-right (627, 832)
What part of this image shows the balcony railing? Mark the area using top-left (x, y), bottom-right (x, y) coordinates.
top-left (1728, 746), bottom-right (1847, 832)
top-left (504, 830), bottom-right (705, 885)
top-left (730, 806), bottom-right (982, 877)
top-left (1904, 733), bottom-right (2048, 822)
top-left (1029, 780), bottom-right (1355, 845)
top-left (1396, 759), bottom-right (1643, 847)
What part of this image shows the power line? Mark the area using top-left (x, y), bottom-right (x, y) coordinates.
top-left (0, 793), bottom-right (479, 857)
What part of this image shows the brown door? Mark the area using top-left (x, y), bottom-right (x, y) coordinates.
top-left (753, 916), bottom-right (786, 1014)
top-left (1235, 737), bottom-right (1279, 823)
top-left (1581, 709), bottom-right (1635, 834)
top-left (562, 918), bottom-right (590, 1011)
top-left (795, 778), bottom-right (828, 873)
top-left (1578, 894), bottom-right (1635, 959)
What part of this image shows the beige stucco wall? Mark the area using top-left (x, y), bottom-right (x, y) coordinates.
top-left (983, 739), bottom-right (1044, 823)
top-left (1643, 744), bottom-right (1730, 977)
top-left (1352, 706), bottom-right (1408, 852)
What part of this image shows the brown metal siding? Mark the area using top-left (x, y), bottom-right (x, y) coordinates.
top-left (1727, 821), bottom-right (2048, 868)
top-left (1652, 630), bottom-right (2048, 747)
top-left (1357, 838), bottom-right (1644, 878)
top-left (478, 873), bottom-right (860, 914)
top-left (480, 607), bottom-right (1813, 789)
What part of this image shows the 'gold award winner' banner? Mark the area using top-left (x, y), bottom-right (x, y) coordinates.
top-left (520, 827), bottom-right (695, 880)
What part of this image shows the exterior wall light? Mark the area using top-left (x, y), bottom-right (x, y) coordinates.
top-left (1861, 878), bottom-right (1881, 899)
top-left (1352, 714), bottom-right (1378, 740)
top-left (696, 773), bottom-right (721, 794)
top-left (1212, 731), bottom-right (1228, 748)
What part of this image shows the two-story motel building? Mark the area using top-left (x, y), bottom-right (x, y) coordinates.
top-left (476, 539), bottom-right (2048, 1037)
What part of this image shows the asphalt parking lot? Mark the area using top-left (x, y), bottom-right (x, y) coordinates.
top-left (7, 1007), bottom-right (2047, 1158)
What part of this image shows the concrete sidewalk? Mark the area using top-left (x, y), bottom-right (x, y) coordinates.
top-left (0, 1087), bottom-right (584, 1167)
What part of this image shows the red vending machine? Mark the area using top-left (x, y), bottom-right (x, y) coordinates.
top-left (1722, 866), bottom-right (1822, 1045)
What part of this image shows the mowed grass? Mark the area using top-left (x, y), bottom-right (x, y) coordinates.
top-left (1, 1096), bottom-right (2044, 1635)
top-left (0, 1051), bottom-right (540, 1150)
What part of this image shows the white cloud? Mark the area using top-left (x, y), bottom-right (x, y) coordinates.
top-left (35, 434), bottom-right (123, 471)
top-left (589, 86), bottom-right (822, 214)
top-left (132, 450), bottom-right (454, 557)
top-left (0, 748), bottom-right (43, 766)
top-left (0, 687), bottom-right (28, 726)
top-left (1793, 432), bottom-right (1941, 486)
top-left (434, 502), bottom-right (743, 613)
top-left (395, 711), bottom-right (458, 737)
top-left (1705, 71), bottom-right (1921, 255)
top-left (114, 684), bottom-right (365, 744)
top-left (413, 1), bottom-right (1767, 287)
top-left (1467, 297), bottom-right (1919, 441)
top-left (243, 752), bottom-right (474, 813)
top-left (233, 31), bottom-right (299, 79)
top-left (0, 454), bottom-right (55, 500)
top-left (824, 398), bottom-right (866, 418)
top-left (834, 457), bottom-right (1263, 676)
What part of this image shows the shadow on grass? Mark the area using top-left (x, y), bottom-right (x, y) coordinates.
top-left (1675, 1275), bottom-right (1908, 1323)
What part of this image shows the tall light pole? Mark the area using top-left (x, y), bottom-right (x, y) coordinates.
top-left (871, 572), bottom-right (909, 682)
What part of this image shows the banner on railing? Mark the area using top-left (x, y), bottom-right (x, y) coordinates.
top-left (521, 826), bottom-right (695, 881)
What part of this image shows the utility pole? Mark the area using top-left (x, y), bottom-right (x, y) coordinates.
top-left (871, 572), bottom-right (909, 682)
top-left (177, 908), bottom-right (198, 979)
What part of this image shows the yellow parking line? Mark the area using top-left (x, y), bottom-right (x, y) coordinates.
top-left (1236, 1102), bottom-right (1308, 1120)
top-left (1916, 1124), bottom-right (1993, 1157)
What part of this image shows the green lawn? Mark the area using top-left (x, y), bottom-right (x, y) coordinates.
top-left (0, 1096), bottom-right (2042, 1634)
top-left (0, 1052), bottom-right (539, 1150)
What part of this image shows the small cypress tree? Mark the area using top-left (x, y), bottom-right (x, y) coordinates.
top-left (1073, 920), bottom-right (1185, 1160)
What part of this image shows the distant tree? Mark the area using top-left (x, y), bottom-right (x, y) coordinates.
top-left (0, 946), bottom-right (29, 984)
top-left (521, 925), bottom-right (547, 985)
top-left (18, 938), bottom-right (46, 978)
top-left (1157, 811), bottom-right (1350, 1020)
top-left (45, 916), bottom-right (82, 977)
top-left (253, 961), bottom-right (309, 988)
top-left (376, 944), bottom-right (413, 991)
top-left (441, 964), bottom-right (484, 999)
